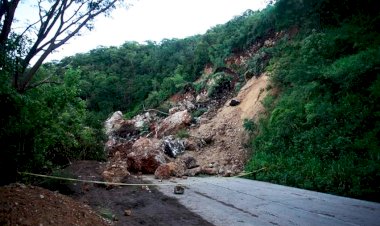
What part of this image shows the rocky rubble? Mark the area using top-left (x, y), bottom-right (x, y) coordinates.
top-left (102, 37), bottom-right (273, 182)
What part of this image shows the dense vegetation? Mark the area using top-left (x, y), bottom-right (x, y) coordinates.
top-left (1, 0), bottom-right (379, 201)
top-left (244, 0), bottom-right (380, 201)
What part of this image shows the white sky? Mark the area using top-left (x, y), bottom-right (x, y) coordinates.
top-left (16, 0), bottom-right (267, 61)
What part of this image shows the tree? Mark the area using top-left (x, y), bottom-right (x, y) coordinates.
top-left (0, 0), bottom-right (124, 92)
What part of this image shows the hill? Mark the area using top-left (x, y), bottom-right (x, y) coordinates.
top-left (1, 0), bottom-right (379, 202)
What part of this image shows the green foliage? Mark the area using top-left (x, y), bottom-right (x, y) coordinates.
top-left (176, 129), bottom-right (190, 139)
top-left (243, 119), bottom-right (256, 133)
top-left (192, 108), bottom-right (207, 118)
top-left (0, 68), bottom-right (103, 184)
top-left (98, 207), bottom-right (116, 221)
top-left (246, 11), bottom-right (380, 201)
top-left (207, 72), bottom-right (233, 97)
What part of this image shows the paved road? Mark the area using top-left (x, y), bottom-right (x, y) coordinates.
top-left (146, 176), bottom-right (380, 226)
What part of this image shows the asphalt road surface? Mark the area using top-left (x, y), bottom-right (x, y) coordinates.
top-left (146, 176), bottom-right (380, 226)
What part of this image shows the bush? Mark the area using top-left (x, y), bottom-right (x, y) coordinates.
top-left (0, 69), bottom-right (102, 185)
top-left (207, 72), bottom-right (233, 97)
top-left (176, 129), bottom-right (190, 139)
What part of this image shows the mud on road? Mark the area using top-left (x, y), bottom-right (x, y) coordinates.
top-left (65, 160), bottom-right (213, 226)
top-left (0, 161), bottom-right (213, 226)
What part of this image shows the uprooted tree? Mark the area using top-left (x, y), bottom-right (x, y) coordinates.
top-left (0, 0), bottom-right (123, 93)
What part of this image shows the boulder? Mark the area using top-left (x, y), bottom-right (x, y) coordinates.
top-left (162, 136), bottom-right (185, 158)
top-left (127, 138), bottom-right (166, 173)
top-left (184, 167), bottom-right (202, 176)
top-left (179, 100), bottom-right (195, 111)
top-left (169, 107), bottom-right (181, 115)
top-left (115, 120), bottom-right (139, 139)
top-left (155, 110), bottom-right (192, 138)
top-left (104, 111), bottom-right (140, 139)
top-left (154, 164), bottom-right (171, 179)
top-left (184, 139), bottom-right (197, 151)
top-left (201, 167), bottom-right (218, 175)
top-left (104, 111), bottom-right (124, 137)
top-left (229, 99), bottom-right (240, 106)
top-left (133, 112), bottom-right (154, 129)
top-left (182, 156), bottom-right (198, 169)
top-left (153, 161), bottom-right (188, 178)
top-left (107, 141), bottom-right (134, 158)
top-left (102, 152), bottom-right (130, 184)
top-left (196, 91), bottom-right (209, 103)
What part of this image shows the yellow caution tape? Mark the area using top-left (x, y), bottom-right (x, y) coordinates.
top-left (19, 167), bottom-right (266, 187)
top-left (19, 172), bottom-right (174, 186)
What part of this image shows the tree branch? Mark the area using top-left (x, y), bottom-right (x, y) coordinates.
top-left (0, 0), bottom-right (20, 49)
top-left (17, 0), bottom-right (119, 92)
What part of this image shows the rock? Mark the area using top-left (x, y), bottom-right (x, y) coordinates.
top-left (169, 107), bottom-right (181, 115)
top-left (201, 167), bottom-right (218, 175)
top-left (115, 120), bottom-right (139, 139)
top-left (174, 185), bottom-right (185, 194)
top-left (179, 100), bottom-right (195, 111)
top-left (182, 156), bottom-right (198, 169)
top-left (184, 139), bottom-right (197, 151)
top-left (162, 136), bottom-right (185, 158)
top-left (133, 112), bottom-right (154, 129)
top-left (106, 141), bottom-right (134, 158)
top-left (203, 134), bottom-right (214, 144)
top-left (196, 91), bottom-right (209, 103)
top-left (102, 152), bottom-right (130, 184)
top-left (127, 138), bottom-right (166, 173)
top-left (124, 209), bottom-right (132, 216)
top-left (104, 111), bottom-right (140, 140)
top-left (167, 162), bottom-right (187, 177)
top-left (184, 167), bottom-right (202, 176)
top-left (223, 170), bottom-right (233, 177)
top-left (154, 164), bottom-right (171, 179)
top-left (104, 111), bottom-right (124, 137)
top-left (155, 110), bottom-right (192, 138)
top-left (229, 99), bottom-right (240, 106)
top-left (244, 70), bottom-right (255, 81)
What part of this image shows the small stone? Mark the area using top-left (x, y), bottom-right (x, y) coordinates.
top-left (174, 185), bottom-right (185, 194)
top-left (124, 209), bottom-right (132, 216)
top-left (182, 176), bottom-right (188, 179)
top-left (39, 194), bottom-right (44, 199)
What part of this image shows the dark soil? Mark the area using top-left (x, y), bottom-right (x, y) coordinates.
top-left (64, 160), bottom-right (213, 226)
top-left (0, 161), bottom-right (213, 226)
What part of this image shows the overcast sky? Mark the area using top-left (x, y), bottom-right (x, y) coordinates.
top-left (17, 0), bottom-right (267, 61)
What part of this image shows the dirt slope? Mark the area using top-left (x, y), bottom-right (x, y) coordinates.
top-left (188, 74), bottom-right (269, 175)
top-left (0, 183), bottom-right (110, 226)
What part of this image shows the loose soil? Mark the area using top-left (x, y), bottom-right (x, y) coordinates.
top-left (0, 161), bottom-right (213, 226)
top-left (0, 183), bottom-right (109, 226)
top-left (188, 74), bottom-right (269, 174)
